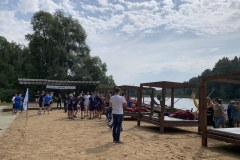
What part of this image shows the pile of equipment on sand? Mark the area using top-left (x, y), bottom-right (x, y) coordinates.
top-left (168, 110), bottom-right (195, 120)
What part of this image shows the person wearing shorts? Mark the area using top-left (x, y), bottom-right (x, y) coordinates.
top-left (44, 92), bottom-right (51, 114)
top-left (56, 93), bottom-right (62, 110)
top-left (94, 93), bottom-right (98, 118)
top-left (13, 94), bottom-right (22, 115)
top-left (79, 95), bottom-right (85, 119)
top-left (49, 92), bottom-right (53, 111)
top-left (67, 94), bottom-right (74, 119)
top-left (35, 91), bottom-right (40, 106)
top-left (38, 91), bottom-right (45, 115)
top-left (84, 92), bottom-right (90, 116)
top-left (63, 94), bottom-right (68, 113)
top-left (88, 92), bottom-right (95, 119)
top-left (95, 93), bottom-right (103, 119)
top-left (12, 94), bottom-right (17, 115)
top-left (73, 96), bottom-right (79, 118)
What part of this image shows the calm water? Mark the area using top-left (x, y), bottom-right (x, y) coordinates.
top-left (132, 97), bottom-right (199, 112)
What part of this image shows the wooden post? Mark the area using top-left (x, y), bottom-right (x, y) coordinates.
top-left (171, 87), bottom-right (174, 113)
top-left (151, 89), bottom-right (154, 116)
top-left (201, 80), bottom-right (208, 147)
top-left (198, 87), bottom-right (201, 133)
top-left (160, 83), bottom-right (166, 133)
top-left (124, 87), bottom-right (126, 97)
top-left (137, 85), bottom-right (143, 126)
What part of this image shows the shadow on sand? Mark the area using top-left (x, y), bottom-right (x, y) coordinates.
top-left (85, 142), bottom-right (115, 154)
top-left (192, 144), bottom-right (240, 160)
top-left (134, 125), bottom-right (197, 135)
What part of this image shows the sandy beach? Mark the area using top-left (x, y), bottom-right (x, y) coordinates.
top-left (0, 110), bottom-right (239, 160)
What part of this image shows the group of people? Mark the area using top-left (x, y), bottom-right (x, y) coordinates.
top-left (35, 88), bottom-right (127, 144)
top-left (206, 97), bottom-right (240, 128)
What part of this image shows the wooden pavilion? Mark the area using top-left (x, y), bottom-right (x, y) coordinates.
top-left (200, 72), bottom-right (240, 146)
top-left (137, 81), bottom-right (200, 133)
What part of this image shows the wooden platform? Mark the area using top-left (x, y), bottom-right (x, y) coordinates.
top-left (208, 128), bottom-right (240, 140)
top-left (206, 128), bottom-right (240, 145)
top-left (139, 115), bottom-right (199, 127)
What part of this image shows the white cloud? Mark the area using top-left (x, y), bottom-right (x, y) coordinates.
top-left (126, 0), bottom-right (159, 11)
top-left (209, 47), bottom-right (219, 52)
top-left (0, 10), bottom-right (31, 44)
top-left (114, 4), bottom-right (124, 11)
top-left (17, 0), bottom-right (40, 14)
top-left (97, 0), bottom-right (108, 6)
top-left (17, 0), bottom-right (63, 14)
top-left (39, 0), bottom-right (63, 13)
top-left (1, 0), bottom-right (9, 4)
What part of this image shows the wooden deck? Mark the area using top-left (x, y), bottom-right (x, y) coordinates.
top-left (139, 115), bottom-right (199, 127)
top-left (206, 128), bottom-right (240, 145)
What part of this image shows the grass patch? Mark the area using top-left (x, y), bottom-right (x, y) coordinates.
top-left (0, 102), bottom-right (11, 107)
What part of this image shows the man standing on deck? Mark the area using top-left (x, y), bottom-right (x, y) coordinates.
top-left (109, 87), bottom-right (127, 144)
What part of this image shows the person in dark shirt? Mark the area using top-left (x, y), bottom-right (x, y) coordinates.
top-left (95, 92), bottom-right (103, 119)
top-left (79, 94), bottom-right (85, 119)
top-left (62, 94), bottom-right (68, 113)
top-left (73, 95), bottom-right (78, 117)
top-left (67, 94), bottom-right (74, 120)
top-left (57, 93), bottom-right (62, 110)
top-left (88, 92), bottom-right (95, 120)
top-left (38, 91), bottom-right (45, 115)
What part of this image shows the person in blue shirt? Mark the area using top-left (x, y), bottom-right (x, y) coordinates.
top-left (67, 94), bottom-right (74, 120)
top-left (38, 91), bottom-right (45, 115)
top-left (44, 92), bottom-right (52, 114)
top-left (88, 92), bottom-right (95, 120)
top-left (14, 94), bottom-right (22, 115)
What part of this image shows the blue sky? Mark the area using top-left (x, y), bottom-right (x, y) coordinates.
top-left (0, 0), bottom-right (240, 86)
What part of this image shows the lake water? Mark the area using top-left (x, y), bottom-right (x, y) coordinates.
top-left (132, 97), bottom-right (199, 112)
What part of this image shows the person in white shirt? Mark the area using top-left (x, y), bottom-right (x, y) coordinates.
top-left (84, 92), bottom-right (90, 116)
top-left (109, 87), bottom-right (127, 144)
top-left (12, 94), bottom-right (17, 115)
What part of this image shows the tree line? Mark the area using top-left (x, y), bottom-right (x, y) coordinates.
top-left (170, 56), bottom-right (240, 100)
top-left (0, 11), bottom-right (115, 102)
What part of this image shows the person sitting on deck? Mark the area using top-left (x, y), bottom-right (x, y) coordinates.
top-left (126, 96), bottom-right (133, 108)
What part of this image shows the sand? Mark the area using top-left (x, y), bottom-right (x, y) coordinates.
top-left (0, 110), bottom-right (239, 160)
